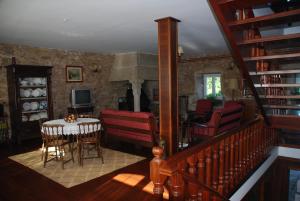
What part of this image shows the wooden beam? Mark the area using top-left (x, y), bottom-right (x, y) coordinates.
top-left (155, 17), bottom-right (180, 156)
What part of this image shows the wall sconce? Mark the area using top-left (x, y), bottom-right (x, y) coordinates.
top-left (178, 46), bottom-right (184, 57)
top-left (177, 46), bottom-right (184, 62)
top-left (228, 78), bottom-right (238, 100)
top-left (92, 65), bottom-right (101, 72)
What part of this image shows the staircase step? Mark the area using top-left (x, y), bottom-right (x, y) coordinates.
top-left (244, 52), bottom-right (300, 61)
top-left (237, 33), bottom-right (300, 46)
top-left (228, 8), bottom-right (300, 29)
top-left (259, 95), bottom-right (300, 99)
top-left (218, 0), bottom-right (279, 9)
top-left (269, 115), bottom-right (300, 131)
top-left (255, 83), bottom-right (300, 87)
top-left (250, 69), bottom-right (300, 75)
top-left (263, 105), bottom-right (300, 109)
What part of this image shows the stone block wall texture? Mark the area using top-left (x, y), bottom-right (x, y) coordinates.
top-left (0, 43), bottom-right (246, 136)
top-left (178, 55), bottom-right (242, 110)
top-left (0, 43), bottom-right (127, 129)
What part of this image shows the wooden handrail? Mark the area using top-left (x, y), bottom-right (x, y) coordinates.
top-left (159, 118), bottom-right (260, 175)
top-left (150, 117), bottom-right (278, 200)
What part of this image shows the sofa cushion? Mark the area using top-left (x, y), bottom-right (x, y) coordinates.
top-left (100, 109), bottom-right (157, 147)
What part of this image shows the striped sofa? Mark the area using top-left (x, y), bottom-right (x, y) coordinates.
top-left (100, 109), bottom-right (158, 148)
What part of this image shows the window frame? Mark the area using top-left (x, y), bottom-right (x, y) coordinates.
top-left (203, 73), bottom-right (222, 98)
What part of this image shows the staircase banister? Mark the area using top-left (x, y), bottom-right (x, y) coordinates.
top-left (158, 117), bottom-right (261, 176)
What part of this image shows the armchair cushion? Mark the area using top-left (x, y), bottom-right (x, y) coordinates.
top-left (189, 103), bottom-right (243, 140)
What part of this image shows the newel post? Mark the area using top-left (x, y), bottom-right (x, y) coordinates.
top-left (150, 146), bottom-right (167, 200)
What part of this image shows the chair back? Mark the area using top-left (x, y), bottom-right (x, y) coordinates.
top-left (195, 99), bottom-right (213, 116)
top-left (42, 124), bottom-right (65, 144)
top-left (77, 121), bottom-right (101, 141)
top-left (78, 114), bottom-right (97, 118)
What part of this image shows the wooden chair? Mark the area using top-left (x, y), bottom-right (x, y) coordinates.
top-left (77, 121), bottom-right (103, 166)
top-left (39, 118), bottom-right (49, 161)
top-left (41, 124), bottom-right (74, 169)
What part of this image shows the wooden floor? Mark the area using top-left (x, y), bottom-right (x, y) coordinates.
top-left (0, 140), bottom-right (158, 201)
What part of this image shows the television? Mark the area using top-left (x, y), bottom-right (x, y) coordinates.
top-left (70, 89), bottom-right (92, 108)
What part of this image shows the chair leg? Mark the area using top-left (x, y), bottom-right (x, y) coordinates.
top-left (60, 146), bottom-right (64, 169)
top-left (96, 143), bottom-right (104, 164)
top-left (41, 142), bottom-right (44, 161)
top-left (68, 142), bottom-right (74, 163)
top-left (77, 143), bottom-right (82, 166)
top-left (43, 146), bottom-right (48, 168)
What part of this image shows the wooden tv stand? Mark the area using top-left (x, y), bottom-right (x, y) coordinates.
top-left (68, 106), bottom-right (94, 115)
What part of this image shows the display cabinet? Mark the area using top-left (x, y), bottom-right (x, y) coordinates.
top-left (6, 62), bottom-right (53, 143)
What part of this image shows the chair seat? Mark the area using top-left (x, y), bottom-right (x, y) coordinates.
top-left (79, 137), bottom-right (98, 144)
top-left (47, 139), bottom-right (69, 146)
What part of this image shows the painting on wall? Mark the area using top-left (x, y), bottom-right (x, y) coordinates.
top-left (66, 66), bottom-right (83, 82)
top-left (288, 168), bottom-right (300, 201)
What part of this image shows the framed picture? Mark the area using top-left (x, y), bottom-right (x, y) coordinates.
top-left (66, 66), bottom-right (83, 82)
top-left (288, 168), bottom-right (300, 201)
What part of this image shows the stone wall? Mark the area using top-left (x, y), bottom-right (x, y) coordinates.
top-left (0, 43), bottom-right (245, 136)
top-left (178, 55), bottom-right (242, 110)
top-left (0, 43), bottom-right (128, 126)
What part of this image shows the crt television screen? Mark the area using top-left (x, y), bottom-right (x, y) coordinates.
top-left (75, 90), bottom-right (91, 104)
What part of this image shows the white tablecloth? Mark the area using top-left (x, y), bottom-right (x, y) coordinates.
top-left (42, 118), bottom-right (101, 135)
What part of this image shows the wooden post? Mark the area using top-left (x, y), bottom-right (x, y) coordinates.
top-left (155, 17), bottom-right (180, 156)
top-left (150, 146), bottom-right (167, 201)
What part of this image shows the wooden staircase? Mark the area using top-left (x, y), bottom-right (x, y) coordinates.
top-left (208, 0), bottom-right (300, 131)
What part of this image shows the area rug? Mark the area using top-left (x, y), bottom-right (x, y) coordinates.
top-left (9, 147), bottom-right (145, 188)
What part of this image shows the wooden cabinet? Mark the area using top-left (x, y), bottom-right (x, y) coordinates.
top-left (6, 63), bottom-right (53, 143)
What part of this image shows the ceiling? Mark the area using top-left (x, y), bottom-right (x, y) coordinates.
top-left (0, 0), bottom-right (229, 56)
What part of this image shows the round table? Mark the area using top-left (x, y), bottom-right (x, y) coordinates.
top-left (42, 118), bottom-right (101, 135)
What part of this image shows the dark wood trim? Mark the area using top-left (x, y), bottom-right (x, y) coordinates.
top-left (155, 17), bottom-right (180, 156)
top-left (259, 95), bottom-right (300, 99)
top-left (228, 9), bottom-right (300, 29)
top-left (237, 33), bottom-right (300, 45)
top-left (249, 69), bottom-right (300, 75)
top-left (244, 52), bottom-right (300, 61)
top-left (254, 83), bottom-right (300, 87)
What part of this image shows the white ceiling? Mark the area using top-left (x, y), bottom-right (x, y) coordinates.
top-left (0, 0), bottom-right (229, 55)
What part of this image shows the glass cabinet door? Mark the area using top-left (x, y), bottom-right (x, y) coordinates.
top-left (18, 77), bottom-right (48, 122)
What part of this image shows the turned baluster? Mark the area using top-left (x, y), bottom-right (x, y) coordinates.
top-left (244, 127), bottom-right (250, 175)
top-left (234, 133), bottom-right (240, 185)
top-left (169, 161), bottom-right (185, 201)
top-left (240, 129), bottom-right (246, 178)
top-left (212, 144), bottom-right (219, 201)
top-left (258, 122), bottom-right (264, 162)
top-left (197, 150), bottom-right (205, 201)
top-left (150, 146), bottom-right (167, 201)
top-left (224, 137), bottom-right (230, 195)
top-left (254, 123), bottom-right (259, 167)
top-left (218, 140), bottom-right (225, 196)
top-left (245, 127), bottom-right (250, 174)
top-left (229, 135), bottom-right (235, 191)
top-left (249, 125), bottom-right (254, 170)
top-left (187, 155), bottom-right (198, 201)
top-left (204, 147), bottom-right (212, 201)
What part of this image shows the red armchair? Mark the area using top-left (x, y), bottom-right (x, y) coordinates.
top-left (188, 102), bottom-right (243, 142)
top-left (187, 99), bottom-right (213, 123)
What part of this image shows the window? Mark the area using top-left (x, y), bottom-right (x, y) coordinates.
top-left (204, 74), bottom-right (221, 98)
